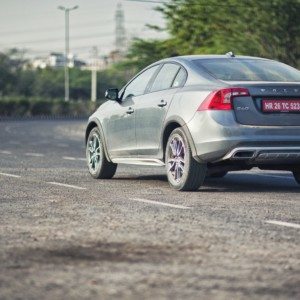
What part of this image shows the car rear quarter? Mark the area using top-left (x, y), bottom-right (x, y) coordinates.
top-left (164, 56), bottom-right (300, 169)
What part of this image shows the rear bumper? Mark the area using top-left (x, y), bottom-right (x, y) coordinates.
top-left (186, 111), bottom-right (300, 163)
top-left (222, 146), bottom-right (300, 164)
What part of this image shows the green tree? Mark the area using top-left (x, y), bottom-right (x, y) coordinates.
top-left (126, 0), bottom-right (300, 69)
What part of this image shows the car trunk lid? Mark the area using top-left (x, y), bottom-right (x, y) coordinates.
top-left (230, 83), bottom-right (300, 126)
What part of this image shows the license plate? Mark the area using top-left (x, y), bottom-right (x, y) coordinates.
top-left (262, 99), bottom-right (300, 112)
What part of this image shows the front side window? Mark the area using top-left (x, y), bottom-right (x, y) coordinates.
top-left (150, 63), bottom-right (181, 92)
top-left (122, 65), bottom-right (159, 99)
top-left (193, 58), bottom-right (300, 82)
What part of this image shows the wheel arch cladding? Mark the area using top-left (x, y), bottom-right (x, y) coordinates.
top-left (85, 119), bottom-right (112, 162)
top-left (162, 119), bottom-right (199, 162)
top-left (85, 121), bottom-right (98, 144)
top-left (162, 122), bottom-right (182, 160)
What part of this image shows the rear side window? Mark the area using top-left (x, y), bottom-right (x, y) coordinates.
top-left (193, 58), bottom-right (300, 82)
top-left (150, 63), bottom-right (180, 92)
top-left (172, 68), bottom-right (187, 87)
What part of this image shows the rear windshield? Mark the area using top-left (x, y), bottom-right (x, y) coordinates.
top-left (193, 58), bottom-right (300, 82)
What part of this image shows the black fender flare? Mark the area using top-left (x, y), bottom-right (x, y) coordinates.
top-left (85, 118), bottom-right (112, 162)
top-left (161, 116), bottom-right (200, 162)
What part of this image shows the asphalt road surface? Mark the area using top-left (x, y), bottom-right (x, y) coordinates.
top-left (0, 120), bottom-right (299, 300)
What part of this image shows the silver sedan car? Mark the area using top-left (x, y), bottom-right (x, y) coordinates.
top-left (85, 54), bottom-right (300, 191)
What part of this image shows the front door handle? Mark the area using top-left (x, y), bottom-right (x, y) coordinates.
top-left (157, 99), bottom-right (167, 107)
top-left (126, 107), bottom-right (134, 114)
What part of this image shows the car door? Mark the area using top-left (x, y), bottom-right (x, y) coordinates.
top-left (135, 63), bottom-right (187, 157)
top-left (105, 64), bottom-right (160, 158)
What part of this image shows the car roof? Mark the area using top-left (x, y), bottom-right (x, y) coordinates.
top-left (156, 55), bottom-right (271, 65)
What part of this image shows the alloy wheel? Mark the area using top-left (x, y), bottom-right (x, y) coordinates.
top-left (167, 135), bottom-right (186, 182)
top-left (87, 133), bottom-right (101, 173)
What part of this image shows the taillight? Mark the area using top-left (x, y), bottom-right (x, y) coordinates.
top-left (197, 88), bottom-right (250, 111)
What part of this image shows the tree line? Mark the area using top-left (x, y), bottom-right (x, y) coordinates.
top-left (127, 0), bottom-right (300, 70)
top-left (0, 0), bottom-right (299, 103)
top-left (0, 50), bottom-right (132, 100)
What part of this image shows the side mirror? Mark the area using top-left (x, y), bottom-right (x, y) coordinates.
top-left (105, 88), bottom-right (119, 101)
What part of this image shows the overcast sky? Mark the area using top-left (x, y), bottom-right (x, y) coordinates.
top-left (0, 0), bottom-right (167, 61)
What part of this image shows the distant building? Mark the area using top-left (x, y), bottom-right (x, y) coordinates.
top-left (31, 52), bottom-right (86, 69)
top-left (48, 52), bottom-right (65, 68)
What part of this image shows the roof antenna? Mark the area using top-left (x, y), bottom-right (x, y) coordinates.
top-left (226, 51), bottom-right (235, 57)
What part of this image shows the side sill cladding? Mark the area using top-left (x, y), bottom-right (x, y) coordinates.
top-left (85, 118), bottom-right (112, 162)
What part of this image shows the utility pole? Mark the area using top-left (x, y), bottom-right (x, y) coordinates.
top-left (91, 46), bottom-right (98, 102)
top-left (58, 5), bottom-right (78, 102)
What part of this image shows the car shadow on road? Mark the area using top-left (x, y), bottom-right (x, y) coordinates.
top-left (6, 241), bottom-right (189, 266)
top-left (202, 175), bottom-right (299, 194)
top-left (114, 173), bottom-right (299, 194)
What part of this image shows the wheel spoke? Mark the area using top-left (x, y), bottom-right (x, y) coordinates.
top-left (178, 158), bottom-right (185, 165)
top-left (178, 163), bottom-right (184, 172)
top-left (93, 137), bottom-right (97, 150)
top-left (170, 140), bottom-right (177, 156)
top-left (168, 159), bottom-right (176, 172)
top-left (176, 140), bottom-right (182, 156)
top-left (175, 164), bottom-right (181, 181)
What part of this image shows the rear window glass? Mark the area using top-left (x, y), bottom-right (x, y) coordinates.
top-left (193, 58), bottom-right (300, 82)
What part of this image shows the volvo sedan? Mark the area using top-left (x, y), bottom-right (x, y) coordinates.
top-left (85, 54), bottom-right (300, 191)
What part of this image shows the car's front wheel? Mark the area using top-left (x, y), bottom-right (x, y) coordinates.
top-left (293, 170), bottom-right (300, 184)
top-left (86, 127), bottom-right (117, 179)
top-left (165, 128), bottom-right (207, 191)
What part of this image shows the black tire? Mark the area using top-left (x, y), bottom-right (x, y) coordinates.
top-left (165, 128), bottom-right (207, 191)
top-left (86, 127), bottom-right (117, 179)
top-left (293, 170), bottom-right (300, 184)
top-left (210, 171), bottom-right (228, 178)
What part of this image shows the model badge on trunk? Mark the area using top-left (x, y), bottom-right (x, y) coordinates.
top-left (237, 106), bottom-right (250, 111)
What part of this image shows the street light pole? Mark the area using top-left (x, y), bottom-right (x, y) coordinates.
top-left (58, 5), bottom-right (78, 102)
top-left (91, 46), bottom-right (98, 102)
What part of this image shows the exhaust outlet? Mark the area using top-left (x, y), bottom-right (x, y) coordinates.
top-left (232, 151), bottom-right (255, 159)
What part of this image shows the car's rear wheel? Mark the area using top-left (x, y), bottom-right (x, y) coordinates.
top-left (165, 128), bottom-right (207, 191)
top-left (86, 127), bottom-right (117, 179)
top-left (293, 170), bottom-right (300, 184)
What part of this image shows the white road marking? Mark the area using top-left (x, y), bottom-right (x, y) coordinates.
top-left (0, 172), bottom-right (21, 178)
top-left (0, 150), bottom-right (12, 155)
top-left (25, 153), bottom-right (45, 157)
top-left (63, 156), bottom-right (86, 161)
top-left (129, 198), bottom-right (191, 210)
top-left (266, 220), bottom-right (300, 229)
top-left (63, 156), bottom-right (76, 161)
top-left (47, 181), bottom-right (86, 190)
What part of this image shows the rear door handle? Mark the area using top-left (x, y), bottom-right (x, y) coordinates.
top-left (126, 107), bottom-right (134, 114)
top-left (157, 100), bottom-right (167, 107)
